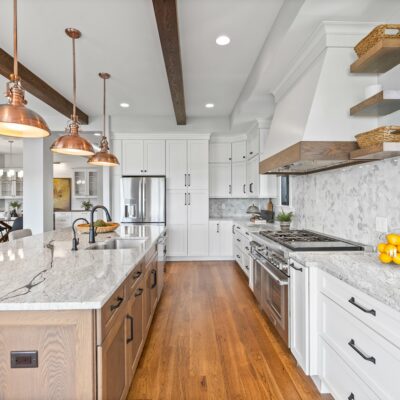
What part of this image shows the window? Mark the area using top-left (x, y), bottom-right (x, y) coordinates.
top-left (280, 176), bottom-right (290, 206)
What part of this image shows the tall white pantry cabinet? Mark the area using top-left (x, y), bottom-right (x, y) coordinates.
top-left (166, 140), bottom-right (209, 257)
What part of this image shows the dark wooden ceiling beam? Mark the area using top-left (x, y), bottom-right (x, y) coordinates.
top-left (0, 48), bottom-right (89, 125)
top-left (152, 0), bottom-right (186, 125)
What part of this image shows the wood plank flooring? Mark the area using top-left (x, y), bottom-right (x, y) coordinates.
top-left (128, 261), bottom-right (332, 400)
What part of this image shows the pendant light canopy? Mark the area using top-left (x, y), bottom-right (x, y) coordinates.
top-left (88, 73), bottom-right (119, 166)
top-left (0, 0), bottom-right (50, 138)
top-left (51, 28), bottom-right (94, 156)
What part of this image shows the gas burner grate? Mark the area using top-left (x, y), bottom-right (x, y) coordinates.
top-left (259, 230), bottom-right (336, 243)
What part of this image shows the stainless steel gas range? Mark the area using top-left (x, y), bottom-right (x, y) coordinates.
top-left (249, 229), bottom-right (365, 345)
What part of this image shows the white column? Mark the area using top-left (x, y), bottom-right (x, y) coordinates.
top-left (23, 136), bottom-right (54, 234)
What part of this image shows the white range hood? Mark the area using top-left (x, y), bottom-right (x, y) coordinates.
top-left (260, 22), bottom-right (379, 174)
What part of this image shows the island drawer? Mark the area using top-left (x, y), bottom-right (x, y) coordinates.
top-left (125, 259), bottom-right (144, 299)
top-left (320, 292), bottom-right (400, 400)
top-left (319, 270), bottom-right (400, 348)
top-left (144, 243), bottom-right (157, 266)
top-left (99, 283), bottom-right (126, 341)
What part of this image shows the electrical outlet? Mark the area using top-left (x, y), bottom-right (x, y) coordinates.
top-left (221, 204), bottom-right (226, 210)
top-left (376, 217), bottom-right (388, 233)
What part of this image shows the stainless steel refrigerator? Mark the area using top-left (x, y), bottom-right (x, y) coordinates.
top-left (121, 176), bottom-right (166, 223)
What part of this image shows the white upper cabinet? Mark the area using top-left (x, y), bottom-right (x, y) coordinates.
top-left (73, 169), bottom-right (98, 198)
top-left (231, 162), bottom-right (247, 198)
top-left (187, 140), bottom-right (208, 190)
top-left (209, 142), bottom-right (231, 163)
top-left (122, 140), bottom-right (144, 175)
top-left (143, 140), bottom-right (165, 175)
top-left (209, 163), bottom-right (231, 198)
top-left (122, 140), bottom-right (165, 175)
top-left (246, 129), bottom-right (259, 160)
top-left (247, 156), bottom-right (277, 198)
top-left (166, 140), bottom-right (187, 190)
top-left (232, 141), bottom-right (247, 162)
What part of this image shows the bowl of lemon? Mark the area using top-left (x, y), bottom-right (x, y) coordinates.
top-left (377, 233), bottom-right (400, 265)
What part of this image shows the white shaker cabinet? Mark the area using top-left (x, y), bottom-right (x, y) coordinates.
top-left (209, 142), bottom-right (231, 163)
top-left (247, 156), bottom-right (277, 198)
top-left (209, 163), bottom-right (231, 198)
top-left (122, 140), bottom-right (165, 175)
top-left (187, 140), bottom-right (208, 190)
top-left (166, 140), bottom-right (187, 189)
top-left (187, 190), bottom-right (209, 256)
top-left (208, 220), bottom-right (233, 257)
top-left (289, 260), bottom-right (310, 374)
top-left (246, 130), bottom-right (259, 160)
top-left (231, 162), bottom-right (247, 198)
top-left (166, 189), bottom-right (188, 256)
top-left (231, 141), bottom-right (247, 162)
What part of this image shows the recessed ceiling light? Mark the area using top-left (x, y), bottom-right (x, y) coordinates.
top-left (205, 103), bottom-right (215, 109)
top-left (120, 102), bottom-right (130, 108)
top-left (216, 35), bottom-right (230, 46)
top-left (94, 132), bottom-right (101, 136)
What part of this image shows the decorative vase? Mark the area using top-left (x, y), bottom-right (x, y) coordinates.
top-left (280, 221), bottom-right (291, 231)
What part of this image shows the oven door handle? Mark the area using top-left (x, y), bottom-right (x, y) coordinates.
top-left (256, 260), bottom-right (288, 286)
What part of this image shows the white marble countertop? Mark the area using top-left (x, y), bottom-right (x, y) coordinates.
top-left (290, 251), bottom-right (400, 313)
top-left (210, 217), bottom-right (279, 232)
top-left (0, 224), bottom-right (165, 311)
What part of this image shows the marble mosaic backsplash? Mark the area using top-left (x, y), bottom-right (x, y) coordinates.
top-left (209, 198), bottom-right (275, 218)
top-left (291, 157), bottom-right (400, 246)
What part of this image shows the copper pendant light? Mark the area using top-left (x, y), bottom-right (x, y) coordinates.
top-left (88, 73), bottom-right (119, 166)
top-left (50, 28), bottom-right (94, 156)
top-left (0, 0), bottom-right (50, 138)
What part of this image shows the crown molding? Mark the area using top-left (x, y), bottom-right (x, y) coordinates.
top-left (273, 21), bottom-right (380, 102)
top-left (112, 132), bottom-right (211, 140)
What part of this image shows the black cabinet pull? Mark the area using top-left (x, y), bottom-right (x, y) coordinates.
top-left (135, 288), bottom-right (143, 297)
top-left (243, 184), bottom-right (246, 193)
top-left (348, 297), bottom-right (376, 316)
top-left (110, 296), bottom-right (123, 311)
top-left (151, 269), bottom-right (157, 288)
top-left (250, 151), bottom-right (253, 155)
top-left (249, 183), bottom-right (253, 193)
top-left (348, 394), bottom-right (354, 400)
top-left (237, 238), bottom-right (241, 242)
top-left (245, 246), bottom-right (250, 251)
top-left (348, 339), bottom-right (376, 364)
top-left (126, 315), bottom-right (134, 343)
top-left (290, 263), bottom-right (303, 272)
top-left (133, 271), bottom-right (141, 279)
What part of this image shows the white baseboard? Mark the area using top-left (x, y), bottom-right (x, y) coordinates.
top-left (166, 256), bottom-right (234, 262)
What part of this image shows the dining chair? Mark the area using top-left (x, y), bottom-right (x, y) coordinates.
top-left (8, 229), bottom-right (32, 241)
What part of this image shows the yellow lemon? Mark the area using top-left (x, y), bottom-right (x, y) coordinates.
top-left (379, 253), bottom-right (392, 264)
top-left (393, 254), bottom-right (400, 265)
top-left (386, 233), bottom-right (400, 246)
top-left (377, 243), bottom-right (387, 253)
top-left (384, 244), bottom-right (397, 257)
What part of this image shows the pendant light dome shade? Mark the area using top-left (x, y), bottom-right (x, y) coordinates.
top-left (50, 28), bottom-right (94, 156)
top-left (88, 72), bottom-right (119, 166)
top-left (0, 1), bottom-right (50, 138)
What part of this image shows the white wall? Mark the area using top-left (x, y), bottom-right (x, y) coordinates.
top-left (53, 155), bottom-right (103, 210)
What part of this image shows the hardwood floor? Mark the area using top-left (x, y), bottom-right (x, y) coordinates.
top-left (128, 261), bottom-right (332, 400)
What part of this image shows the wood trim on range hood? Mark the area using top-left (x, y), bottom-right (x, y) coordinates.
top-left (259, 141), bottom-right (363, 175)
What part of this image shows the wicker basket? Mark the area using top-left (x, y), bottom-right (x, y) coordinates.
top-left (355, 126), bottom-right (400, 148)
top-left (77, 222), bottom-right (120, 234)
top-left (355, 24), bottom-right (400, 57)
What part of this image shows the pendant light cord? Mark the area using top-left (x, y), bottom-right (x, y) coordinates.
top-left (13, 0), bottom-right (18, 80)
top-left (103, 77), bottom-right (106, 138)
top-left (72, 36), bottom-right (77, 120)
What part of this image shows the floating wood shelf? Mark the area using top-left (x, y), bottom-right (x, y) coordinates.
top-left (350, 90), bottom-right (400, 116)
top-left (350, 38), bottom-right (400, 73)
top-left (350, 142), bottom-right (400, 160)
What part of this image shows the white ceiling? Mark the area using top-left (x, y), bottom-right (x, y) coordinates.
top-left (0, 0), bottom-right (284, 122)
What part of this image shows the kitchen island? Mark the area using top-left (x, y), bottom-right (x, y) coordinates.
top-left (0, 224), bottom-right (166, 400)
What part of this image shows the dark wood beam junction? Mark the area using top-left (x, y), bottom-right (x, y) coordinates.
top-left (0, 48), bottom-right (89, 125)
top-left (152, 0), bottom-right (187, 125)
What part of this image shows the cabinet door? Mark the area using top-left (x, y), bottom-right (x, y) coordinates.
top-left (143, 269), bottom-right (153, 335)
top-left (126, 287), bottom-right (144, 382)
top-left (88, 170), bottom-right (98, 196)
top-left (247, 130), bottom-right (259, 160)
top-left (260, 175), bottom-right (278, 198)
top-left (166, 190), bottom-right (187, 256)
top-left (219, 221), bottom-right (233, 257)
top-left (74, 170), bottom-right (87, 197)
top-left (187, 140), bottom-right (208, 190)
top-left (166, 140), bottom-right (187, 190)
top-left (55, 212), bottom-right (72, 229)
top-left (209, 142), bottom-right (231, 163)
top-left (144, 140), bottom-right (165, 175)
top-left (122, 140), bottom-right (144, 175)
top-left (187, 190), bottom-right (209, 256)
top-left (231, 162), bottom-right (247, 198)
top-left (209, 163), bottom-right (231, 198)
top-left (247, 156), bottom-right (259, 197)
top-left (289, 261), bottom-right (309, 374)
top-left (98, 313), bottom-right (128, 400)
top-left (232, 141), bottom-right (246, 162)
top-left (208, 221), bottom-right (220, 256)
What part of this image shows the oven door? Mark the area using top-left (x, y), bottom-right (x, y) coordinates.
top-left (257, 259), bottom-right (289, 345)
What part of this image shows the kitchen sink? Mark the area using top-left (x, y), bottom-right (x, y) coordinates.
top-left (86, 238), bottom-right (147, 250)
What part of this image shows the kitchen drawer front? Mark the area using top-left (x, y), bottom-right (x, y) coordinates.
top-left (319, 270), bottom-right (400, 348)
top-left (100, 284), bottom-right (126, 341)
top-left (125, 260), bottom-right (144, 299)
top-left (319, 337), bottom-right (379, 400)
top-left (320, 292), bottom-right (400, 399)
top-left (234, 244), bottom-right (243, 267)
top-left (144, 244), bottom-right (157, 267)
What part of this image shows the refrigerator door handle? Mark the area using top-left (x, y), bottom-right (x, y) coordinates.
top-left (184, 174), bottom-right (187, 187)
top-left (184, 192), bottom-right (187, 205)
top-left (142, 178), bottom-right (146, 220)
top-left (188, 173), bottom-right (191, 187)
